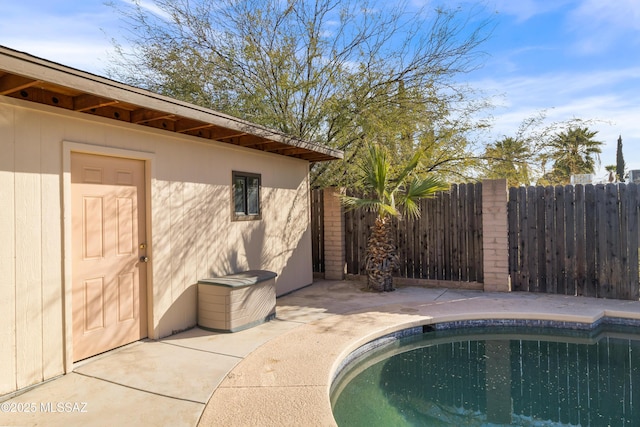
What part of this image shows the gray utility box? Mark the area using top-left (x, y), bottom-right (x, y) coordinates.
top-left (197, 270), bottom-right (276, 332)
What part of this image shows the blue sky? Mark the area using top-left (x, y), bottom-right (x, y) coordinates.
top-left (1, 0), bottom-right (639, 181)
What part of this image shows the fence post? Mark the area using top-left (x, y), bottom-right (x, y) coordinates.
top-left (482, 179), bottom-right (511, 292)
top-left (323, 187), bottom-right (346, 280)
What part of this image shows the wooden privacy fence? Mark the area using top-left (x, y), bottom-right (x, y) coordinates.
top-left (340, 183), bottom-right (484, 282)
top-left (508, 183), bottom-right (640, 299)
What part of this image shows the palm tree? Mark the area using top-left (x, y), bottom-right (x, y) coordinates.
top-left (545, 126), bottom-right (603, 185)
top-left (483, 137), bottom-right (535, 187)
top-left (341, 144), bottom-right (448, 292)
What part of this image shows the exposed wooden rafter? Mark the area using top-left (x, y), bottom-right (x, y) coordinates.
top-left (73, 94), bottom-right (119, 112)
top-left (0, 74), bottom-right (41, 95)
top-left (175, 119), bottom-right (214, 133)
top-left (131, 109), bottom-right (177, 124)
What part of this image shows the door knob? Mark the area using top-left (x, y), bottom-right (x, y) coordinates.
top-left (140, 256), bottom-right (149, 263)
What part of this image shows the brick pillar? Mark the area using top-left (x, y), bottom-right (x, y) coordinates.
top-left (482, 179), bottom-right (511, 292)
top-left (323, 188), bottom-right (346, 280)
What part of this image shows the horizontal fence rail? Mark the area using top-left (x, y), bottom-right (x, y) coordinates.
top-left (508, 183), bottom-right (640, 300)
top-left (343, 183), bottom-right (483, 283)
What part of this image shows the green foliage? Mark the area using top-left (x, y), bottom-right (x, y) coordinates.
top-left (340, 144), bottom-right (448, 219)
top-left (617, 136), bottom-right (626, 182)
top-left (108, 0), bottom-right (494, 187)
top-left (482, 137), bottom-right (534, 187)
top-left (481, 112), bottom-right (606, 187)
top-left (543, 126), bottom-right (603, 185)
top-left (340, 143), bottom-right (447, 291)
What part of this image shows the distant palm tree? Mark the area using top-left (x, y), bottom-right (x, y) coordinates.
top-left (484, 137), bottom-right (534, 187)
top-left (545, 127), bottom-right (603, 185)
top-left (341, 144), bottom-right (448, 292)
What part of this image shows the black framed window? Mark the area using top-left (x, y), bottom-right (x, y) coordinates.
top-left (232, 171), bottom-right (261, 220)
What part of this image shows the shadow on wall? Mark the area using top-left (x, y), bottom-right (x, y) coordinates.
top-left (150, 149), bottom-right (312, 336)
top-left (223, 181), bottom-right (312, 296)
top-left (151, 181), bottom-right (310, 336)
top-left (155, 283), bottom-right (197, 337)
top-left (264, 183), bottom-right (313, 295)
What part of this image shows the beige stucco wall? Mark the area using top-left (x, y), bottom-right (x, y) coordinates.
top-left (0, 96), bottom-right (313, 396)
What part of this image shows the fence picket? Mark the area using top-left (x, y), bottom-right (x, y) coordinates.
top-left (427, 197), bottom-right (437, 279)
top-left (606, 183), bottom-right (621, 298)
top-left (527, 187), bottom-right (539, 292)
top-left (311, 189), bottom-right (324, 273)
top-left (619, 184), bottom-right (630, 299)
top-left (508, 187), bottom-right (519, 289)
top-left (459, 184), bottom-right (468, 281)
top-left (451, 184), bottom-right (460, 281)
top-left (628, 183), bottom-right (639, 300)
top-left (443, 190), bottom-right (452, 280)
top-left (436, 190), bottom-right (444, 280)
top-left (545, 186), bottom-right (556, 294)
top-left (536, 186), bottom-right (547, 292)
top-left (396, 210), bottom-right (407, 278)
top-left (584, 184), bottom-right (597, 297)
top-left (597, 184), bottom-right (611, 297)
top-left (344, 204), bottom-right (355, 274)
top-left (518, 187), bottom-right (529, 291)
top-left (412, 210), bottom-right (420, 278)
top-left (574, 185), bottom-right (586, 296)
top-left (472, 184), bottom-right (482, 281)
top-left (564, 185), bottom-right (576, 296)
top-left (555, 186), bottom-right (566, 294)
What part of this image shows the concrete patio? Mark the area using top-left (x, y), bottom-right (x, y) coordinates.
top-left (2, 280), bottom-right (640, 426)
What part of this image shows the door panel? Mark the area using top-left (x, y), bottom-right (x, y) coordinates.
top-left (71, 152), bottom-right (147, 361)
top-left (83, 277), bottom-right (105, 331)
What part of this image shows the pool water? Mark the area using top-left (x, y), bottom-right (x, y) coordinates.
top-left (331, 324), bottom-right (640, 426)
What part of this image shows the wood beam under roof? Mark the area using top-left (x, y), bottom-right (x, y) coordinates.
top-left (141, 119), bottom-right (176, 132)
top-left (73, 94), bottom-right (119, 112)
top-left (175, 118), bottom-right (214, 133)
top-left (209, 128), bottom-right (248, 141)
top-left (131, 109), bottom-right (176, 124)
top-left (0, 74), bottom-right (41, 95)
top-left (269, 147), bottom-right (312, 155)
top-left (86, 105), bottom-right (132, 122)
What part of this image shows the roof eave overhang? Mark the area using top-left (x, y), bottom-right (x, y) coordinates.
top-left (0, 46), bottom-right (343, 162)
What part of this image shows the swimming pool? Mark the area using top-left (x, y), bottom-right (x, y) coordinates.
top-left (331, 319), bottom-right (640, 426)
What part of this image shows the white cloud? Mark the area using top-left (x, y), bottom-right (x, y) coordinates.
top-left (568, 0), bottom-right (640, 54)
top-left (473, 67), bottom-right (640, 174)
top-left (570, 0), bottom-right (640, 30)
top-left (123, 0), bottom-right (173, 22)
top-left (478, 67), bottom-right (640, 107)
top-left (487, 0), bottom-right (572, 22)
top-left (0, 2), bottom-right (121, 75)
top-left (2, 39), bottom-right (115, 75)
